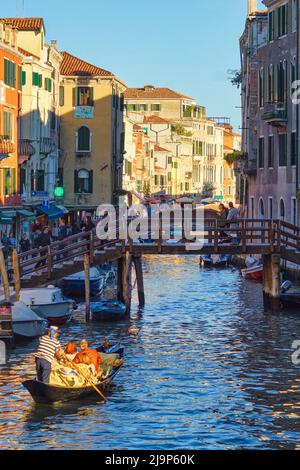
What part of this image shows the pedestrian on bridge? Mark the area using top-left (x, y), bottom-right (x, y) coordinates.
top-left (35, 227), bottom-right (51, 268)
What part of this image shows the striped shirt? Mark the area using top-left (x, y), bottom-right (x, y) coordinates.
top-left (35, 335), bottom-right (61, 364)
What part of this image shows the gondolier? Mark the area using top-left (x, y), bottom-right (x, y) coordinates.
top-left (35, 326), bottom-right (61, 383)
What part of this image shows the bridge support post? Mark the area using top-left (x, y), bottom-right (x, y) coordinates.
top-left (118, 253), bottom-right (133, 314)
top-left (133, 254), bottom-right (145, 308)
top-left (84, 254), bottom-right (91, 322)
top-left (262, 254), bottom-right (281, 312)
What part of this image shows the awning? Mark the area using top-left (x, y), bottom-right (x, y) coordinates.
top-left (36, 204), bottom-right (66, 220)
top-left (55, 205), bottom-right (69, 215)
top-left (17, 209), bottom-right (36, 218)
top-left (0, 210), bottom-right (16, 224)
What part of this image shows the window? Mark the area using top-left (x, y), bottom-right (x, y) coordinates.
top-left (279, 133), bottom-right (287, 166)
top-left (31, 169), bottom-right (45, 192)
top-left (268, 10), bottom-right (275, 41)
top-left (77, 87), bottom-right (94, 106)
top-left (45, 78), bottom-right (52, 92)
top-left (32, 72), bottom-right (39, 86)
top-left (250, 197), bottom-right (255, 219)
top-left (279, 199), bottom-right (285, 221)
top-left (258, 137), bottom-right (264, 169)
top-left (154, 175), bottom-right (159, 186)
top-left (3, 168), bottom-right (16, 196)
top-left (38, 74), bottom-right (43, 88)
top-left (18, 66), bottom-right (22, 91)
top-left (74, 169), bottom-right (93, 193)
top-left (268, 197), bottom-right (273, 219)
top-left (268, 65), bottom-right (275, 102)
top-left (291, 60), bottom-right (297, 90)
top-left (268, 135), bottom-right (274, 168)
top-left (4, 59), bottom-right (16, 88)
top-left (59, 86), bottom-right (65, 106)
top-left (139, 104), bottom-right (148, 111)
top-left (258, 198), bottom-right (264, 219)
top-left (292, 0), bottom-right (297, 32)
top-left (292, 197), bottom-right (297, 225)
top-left (127, 104), bottom-right (137, 112)
top-left (291, 132), bottom-right (297, 166)
top-left (151, 104), bottom-right (161, 112)
top-left (207, 126), bottom-right (214, 136)
top-left (277, 3), bottom-right (287, 37)
top-left (4, 111), bottom-right (13, 140)
top-left (277, 61), bottom-right (287, 104)
top-left (259, 68), bottom-right (264, 107)
top-left (77, 127), bottom-right (91, 152)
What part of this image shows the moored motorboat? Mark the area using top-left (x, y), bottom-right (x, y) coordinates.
top-left (22, 352), bottom-right (124, 404)
top-left (91, 300), bottom-right (127, 321)
top-left (212, 254), bottom-right (230, 267)
top-left (280, 280), bottom-right (300, 309)
top-left (241, 260), bottom-right (263, 281)
top-left (12, 301), bottom-right (48, 340)
top-left (62, 267), bottom-right (104, 298)
top-left (19, 286), bottom-right (74, 325)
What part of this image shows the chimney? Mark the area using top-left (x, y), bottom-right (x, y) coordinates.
top-left (248, 0), bottom-right (257, 16)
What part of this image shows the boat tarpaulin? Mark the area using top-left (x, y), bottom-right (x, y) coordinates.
top-left (36, 204), bottom-right (66, 220)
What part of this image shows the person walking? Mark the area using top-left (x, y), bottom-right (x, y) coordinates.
top-left (218, 203), bottom-right (228, 238)
top-left (57, 218), bottom-right (68, 260)
top-left (35, 326), bottom-right (61, 383)
top-left (19, 234), bottom-right (31, 257)
top-left (227, 202), bottom-right (239, 244)
top-left (35, 227), bottom-right (51, 268)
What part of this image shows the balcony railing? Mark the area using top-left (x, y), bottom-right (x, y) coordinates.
top-left (40, 137), bottom-right (56, 156)
top-left (18, 139), bottom-right (36, 163)
top-left (0, 136), bottom-right (14, 159)
top-left (261, 102), bottom-right (287, 126)
top-left (244, 159), bottom-right (257, 176)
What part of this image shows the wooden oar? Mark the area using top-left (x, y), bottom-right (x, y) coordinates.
top-left (63, 356), bottom-right (107, 402)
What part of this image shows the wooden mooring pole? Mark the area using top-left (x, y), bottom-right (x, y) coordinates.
top-left (262, 254), bottom-right (281, 312)
top-left (12, 249), bottom-right (21, 301)
top-left (0, 247), bottom-right (14, 347)
top-left (84, 254), bottom-right (91, 322)
top-left (133, 255), bottom-right (145, 308)
top-left (118, 252), bottom-right (133, 314)
top-left (0, 248), bottom-right (11, 302)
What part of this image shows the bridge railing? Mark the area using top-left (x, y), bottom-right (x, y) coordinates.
top-left (14, 218), bottom-right (300, 280)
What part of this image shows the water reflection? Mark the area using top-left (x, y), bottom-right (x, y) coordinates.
top-left (0, 255), bottom-right (300, 449)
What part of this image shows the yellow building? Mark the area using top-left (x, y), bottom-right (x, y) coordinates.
top-left (59, 52), bottom-right (127, 211)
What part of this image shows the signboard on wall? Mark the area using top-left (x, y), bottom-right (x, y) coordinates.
top-left (74, 106), bottom-right (94, 119)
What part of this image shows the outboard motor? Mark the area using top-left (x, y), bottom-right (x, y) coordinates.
top-left (281, 280), bottom-right (293, 293)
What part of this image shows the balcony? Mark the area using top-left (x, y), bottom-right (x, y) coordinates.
top-left (0, 136), bottom-right (15, 160)
top-left (40, 137), bottom-right (56, 156)
top-left (243, 159), bottom-right (257, 177)
top-left (261, 102), bottom-right (287, 127)
top-left (18, 139), bottom-right (36, 164)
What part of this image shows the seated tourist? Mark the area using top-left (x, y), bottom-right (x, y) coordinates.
top-left (73, 339), bottom-right (103, 375)
top-left (77, 352), bottom-right (99, 379)
top-left (64, 341), bottom-right (78, 361)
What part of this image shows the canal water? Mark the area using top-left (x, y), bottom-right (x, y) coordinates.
top-left (1, 255), bottom-right (300, 450)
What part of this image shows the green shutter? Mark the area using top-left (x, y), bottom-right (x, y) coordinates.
top-left (48, 79), bottom-right (52, 92)
top-left (89, 170), bottom-right (93, 194)
top-left (38, 74), bottom-right (43, 88)
top-left (74, 170), bottom-right (79, 193)
top-left (11, 168), bottom-right (16, 193)
top-left (22, 70), bottom-right (26, 86)
top-left (32, 72), bottom-right (39, 86)
top-left (4, 59), bottom-right (8, 85)
top-left (89, 87), bottom-right (94, 106)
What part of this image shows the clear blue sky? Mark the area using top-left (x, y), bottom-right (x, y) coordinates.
top-left (4, 0), bottom-right (265, 130)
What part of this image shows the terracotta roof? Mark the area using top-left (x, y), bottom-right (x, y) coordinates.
top-left (154, 144), bottom-right (170, 152)
top-left (144, 115), bottom-right (171, 124)
top-left (124, 86), bottom-right (194, 101)
top-left (0, 17), bottom-right (44, 31)
top-left (18, 47), bottom-right (39, 59)
top-left (133, 124), bottom-right (144, 131)
top-left (60, 51), bottom-right (113, 77)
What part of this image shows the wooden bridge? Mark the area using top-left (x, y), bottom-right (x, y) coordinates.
top-left (3, 217), bottom-right (300, 313)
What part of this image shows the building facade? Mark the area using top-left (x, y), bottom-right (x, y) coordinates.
top-left (239, 0), bottom-right (299, 223)
top-left (59, 52), bottom-right (127, 212)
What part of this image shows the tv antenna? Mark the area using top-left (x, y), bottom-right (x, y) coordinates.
top-left (16, 0), bottom-right (25, 17)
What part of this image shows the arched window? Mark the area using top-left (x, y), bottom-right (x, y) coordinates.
top-left (76, 127), bottom-right (91, 152)
top-left (74, 169), bottom-right (93, 194)
top-left (280, 199), bottom-right (285, 221)
top-left (258, 198), bottom-right (264, 219)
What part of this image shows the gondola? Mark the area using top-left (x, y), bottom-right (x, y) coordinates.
top-left (22, 345), bottom-right (124, 404)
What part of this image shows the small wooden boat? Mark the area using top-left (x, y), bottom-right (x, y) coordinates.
top-left (91, 300), bottom-right (127, 321)
top-left (62, 267), bottom-right (104, 298)
top-left (241, 261), bottom-right (263, 281)
top-left (200, 255), bottom-right (214, 267)
top-left (212, 254), bottom-right (230, 267)
top-left (12, 301), bottom-right (48, 341)
top-left (19, 287), bottom-right (75, 325)
top-left (22, 361), bottom-right (123, 404)
top-left (280, 281), bottom-right (300, 309)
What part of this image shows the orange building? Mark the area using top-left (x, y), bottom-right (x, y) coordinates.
top-left (222, 123), bottom-right (241, 203)
top-left (0, 21), bottom-right (22, 207)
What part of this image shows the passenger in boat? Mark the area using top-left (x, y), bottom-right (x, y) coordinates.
top-left (104, 337), bottom-right (110, 350)
top-left (35, 326), bottom-right (61, 383)
top-left (73, 339), bottom-right (103, 375)
top-left (64, 341), bottom-right (78, 361)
